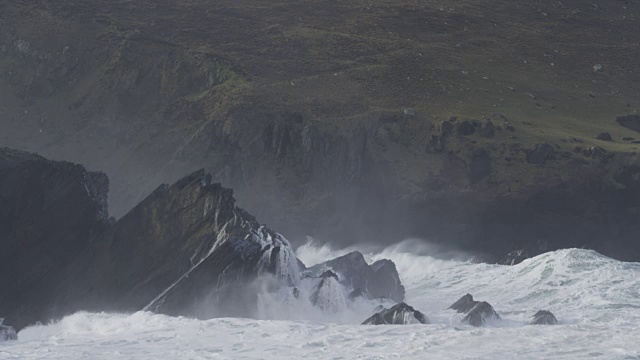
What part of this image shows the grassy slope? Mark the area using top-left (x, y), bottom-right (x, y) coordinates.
top-left (1, 0), bottom-right (639, 214)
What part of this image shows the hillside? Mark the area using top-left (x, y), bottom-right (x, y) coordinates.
top-left (1, 0), bottom-right (639, 261)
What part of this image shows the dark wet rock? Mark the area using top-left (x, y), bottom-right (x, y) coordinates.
top-left (319, 269), bottom-right (339, 280)
top-left (348, 288), bottom-right (369, 300)
top-left (449, 294), bottom-right (479, 313)
top-left (303, 251), bottom-right (405, 302)
top-left (0, 319), bottom-right (17, 341)
top-left (616, 114), bottom-right (640, 133)
top-left (596, 132), bottom-right (613, 141)
top-left (456, 120), bottom-right (476, 136)
top-left (362, 303), bottom-right (429, 325)
top-left (529, 310), bottom-right (557, 325)
top-left (526, 143), bottom-right (555, 164)
top-left (479, 118), bottom-right (495, 138)
top-left (463, 301), bottom-right (501, 327)
top-left (0, 149), bottom-right (301, 328)
top-left (0, 148), bottom-right (111, 330)
top-left (449, 294), bottom-right (500, 327)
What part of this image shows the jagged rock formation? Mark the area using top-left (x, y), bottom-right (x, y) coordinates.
top-left (448, 294), bottom-right (478, 313)
top-left (0, 149), bottom-right (300, 329)
top-left (303, 251), bottom-right (405, 302)
top-left (362, 303), bottom-right (429, 325)
top-left (449, 294), bottom-right (501, 327)
top-left (529, 310), bottom-right (558, 325)
top-left (0, 319), bottom-right (17, 341)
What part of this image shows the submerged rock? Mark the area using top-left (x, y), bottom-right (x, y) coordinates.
top-left (362, 303), bottom-right (429, 325)
top-left (0, 319), bottom-right (17, 341)
top-left (448, 294), bottom-right (478, 313)
top-left (463, 301), bottom-right (501, 327)
top-left (449, 294), bottom-right (500, 327)
top-left (529, 310), bottom-right (558, 325)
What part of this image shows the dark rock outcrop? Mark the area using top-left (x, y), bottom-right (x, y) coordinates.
top-left (448, 294), bottom-right (478, 313)
top-left (303, 251), bottom-right (405, 302)
top-left (0, 148), bottom-right (110, 330)
top-left (0, 319), bottom-right (17, 341)
top-left (449, 294), bottom-right (500, 327)
top-left (529, 310), bottom-right (557, 325)
top-left (0, 149), bottom-right (300, 328)
top-left (526, 143), bottom-right (555, 164)
top-left (463, 301), bottom-right (501, 327)
top-left (362, 303), bottom-right (429, 325)
top-left (616, 114), bottom-right (640, 133)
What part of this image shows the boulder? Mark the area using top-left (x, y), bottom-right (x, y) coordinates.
top-left (303, 251), bottom-right (405, 302)
top-left (362, 303), bottom-right (429, 325)
top-left (596, 132), bottom-right (613, 141)
top-left (622, 137), bottom-right (636, 142)
top-left (448, 294), bottom-right (478, 313)
top-left (529, 310), bottom-right (557, 325)
top-left (449, 294), bottom-right (501, 327)
top-left (616, 114), bottom-right (640, 133)
top-left (526, 143), bottom-right (555, 165)
top-left (462, 301), bottom-right (501, 327)
top-left (456, 120), bottom-right (476, 136)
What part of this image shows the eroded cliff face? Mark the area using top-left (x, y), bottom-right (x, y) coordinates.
top-left (1, 1), bottom-right (640, 264)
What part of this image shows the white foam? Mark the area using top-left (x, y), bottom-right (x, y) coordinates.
top-left (3, 247), bottom-right (640, 359)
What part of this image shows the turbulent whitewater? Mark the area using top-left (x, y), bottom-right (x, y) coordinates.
top-left (2, 246), bottom-right (640, 359)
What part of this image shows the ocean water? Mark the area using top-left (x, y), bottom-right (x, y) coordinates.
top-left (1, 242), bottom-right (639, 359)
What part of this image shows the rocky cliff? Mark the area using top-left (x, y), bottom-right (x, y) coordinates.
top-left (1, 1), bottom-right (640, 263)
top-left (0, 149), bottom-right (302, 329)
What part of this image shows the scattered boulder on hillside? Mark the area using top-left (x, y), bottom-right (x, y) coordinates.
top-left (440, 119), bottom-right (454, 136)
top-left (456, 120), bottom-right (476, 136)
top-left (616, 114), bottom-right (640, 133)
top-left (303, 251), bottom-right (405, 302)
top-left (529, 310), bottom-right (558, 325)
top-left (622, 137), bottom-right (636, 142)
top-left (583, 146), bottom-right (607, 159)
top-left (362, 302), bottom-right (429, 325)
top-left (526, 143), bottom-right (555, 164)
top-left (0, 319), bottom-right (17, 341)
top-left (596, 132), bottom-right (613, 141)
top-left (449, 294), bottom-right (501, 327)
